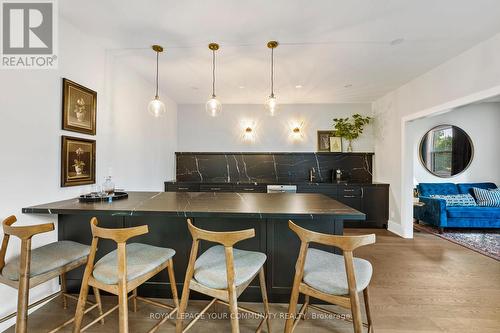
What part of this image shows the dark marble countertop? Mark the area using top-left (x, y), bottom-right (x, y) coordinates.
top-left (22, 191), bottom-right (365, 220)
top-left (165, 180), bottom-right (389, 187)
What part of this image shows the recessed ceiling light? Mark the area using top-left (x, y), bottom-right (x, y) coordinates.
top-left (390, 38), bottom-right (405, 46)
top-left (295, 85), bottom-right (303, 89)
top-left (344, 84), bottom-right (352, 88)
top-left (239, 86), bottom-right (245, 89)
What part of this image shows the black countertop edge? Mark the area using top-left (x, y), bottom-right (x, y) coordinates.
top-left (165, 180), bottom-right (389, 187)
top-left (21, 208), bottom-right (365, 220)
top-left (175, 151), bottom-right (375, 156)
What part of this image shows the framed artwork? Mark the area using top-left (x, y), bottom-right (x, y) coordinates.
top-left (329, 136), bottom-right (343, 152)
top-left (61, 136), bottom-right (96, 187)
top-left (317, 130), bottom-right (335, 152)
top-left (62, 78), bottom-right (97, 135)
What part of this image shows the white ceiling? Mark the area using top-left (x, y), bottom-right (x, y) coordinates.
top-left (61, 0), bottom-right (500, 104)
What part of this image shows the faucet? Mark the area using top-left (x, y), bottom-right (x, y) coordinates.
top-left (309, 167), bottom-right (316, 182)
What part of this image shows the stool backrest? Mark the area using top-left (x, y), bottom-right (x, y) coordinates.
top-left (186, 218), bottom-right (254, 247)
top-left (1, 215), bottom-right (54, 271)
top-left (85, 217), bottom-right (149, 286)
top-left (184, 218), bottom-right (256, 292)
top-left (288, 220), bottom-right (375, 297)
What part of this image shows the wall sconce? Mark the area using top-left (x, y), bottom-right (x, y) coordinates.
top-left (290, 121), bottom-right (304, 141)
top-left (241, 120), bottom-right (257, 143)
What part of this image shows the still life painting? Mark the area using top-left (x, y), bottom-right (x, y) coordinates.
top-left (62, 78), bottom-right (97, 135)
top-left (61, 136), bottom-right (96, 187)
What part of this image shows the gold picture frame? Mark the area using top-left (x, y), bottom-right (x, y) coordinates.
top-left (329, 136), bottom-right (343, 152)
top-left (61, 136), bottom-right (96, 187)
top-left (62, 78), bottom-right (97, 135)
top-left (317, 130), bottom-right (335, 152)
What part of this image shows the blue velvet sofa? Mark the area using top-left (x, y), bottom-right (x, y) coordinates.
top-left (414, 182), bottom-right (500, 232)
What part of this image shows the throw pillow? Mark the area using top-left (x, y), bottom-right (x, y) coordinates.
top-left (429, 194), bottom-right (478, 207)
top-left (472, 187), bottom-right (500, 207)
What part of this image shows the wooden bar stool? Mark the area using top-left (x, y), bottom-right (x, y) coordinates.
top-left (176, 218), bottom-right (271, 333)
top-left (73, 217), bottom-right (179, 333)
top-left (284, 220), bottom-right (375, 333)
top-left (0, 215), bottom-right (103, 333)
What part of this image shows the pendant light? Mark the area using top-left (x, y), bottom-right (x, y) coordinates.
top-left (147, 44), bottom-right (166, 117)
top-left (265, 41), bottom-right (279, 116)
top-left (206, 43), bottom-right (222, 117)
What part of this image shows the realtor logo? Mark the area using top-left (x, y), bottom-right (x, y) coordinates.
top-left (1, 0), bottom-right (58, 68)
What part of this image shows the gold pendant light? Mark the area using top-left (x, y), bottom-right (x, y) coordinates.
top-left (147, 44), bottom-right (166, 117)
top-left (206, 43), bottom-right (222, 117)
top-left (265, 41), bottom-right (279, 116)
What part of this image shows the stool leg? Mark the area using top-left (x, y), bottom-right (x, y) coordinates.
top-left (227, 282), bottom-right (240, 333)
top-left (118, 283), bottom-right (129, 333)
top-left (61, 273), bottom-right (68, 309)
top-left (132, 289), bottom-right (137, 313)
top-left (167, 258), bottom-right (180, 309)
top-left (177, 241), bottom-right (198, 333)
top-left (349, 290), bottom-right (363, 333)
top-left (92, 287), bottom-right (104, 324)
top-left (16, 239), bottom-right (31, 333)
top-left (176, 278), bottom-right (191, 333)
top-left (363, 287), bottom-right (374, 333)
top-left (73, 262), bottom-right (93, 332)
top-left (258, 268), bottom-right (271, 333)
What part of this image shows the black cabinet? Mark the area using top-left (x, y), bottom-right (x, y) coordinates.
top-left (199, 184), bottom-right (234, 192)
top-left (165, 183), bottom-right (199, 192)
top-left (361, 186), bottom-right (389, 228)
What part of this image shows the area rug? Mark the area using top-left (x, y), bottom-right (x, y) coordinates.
top-left (413, 223), bottom-right (500, 261)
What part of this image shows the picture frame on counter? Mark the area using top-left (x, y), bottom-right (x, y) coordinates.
top-left (62, 78), bottom-right (97, 135)
top-left (61, 136), bottom-right (96, 187)
top-left (317, 130), bottom-right (335, 152)
top-left (329, 136), bottom-right (343, 152)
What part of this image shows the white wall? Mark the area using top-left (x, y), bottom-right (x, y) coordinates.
top-left (0, 19), bottom-right (177, 331)
top-left (177, 103), bottom-right (373, 153)
top-left (372, 32), bottom-right (500, 238)
top-left (107, 56), bottom-right (177, 191)
top-left (410, 102), bottom-right (500, 186)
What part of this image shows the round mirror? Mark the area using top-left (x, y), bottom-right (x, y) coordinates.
top-left (419, 125), bottom-right (473, 177)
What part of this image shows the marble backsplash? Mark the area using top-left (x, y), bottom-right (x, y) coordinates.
top-left (175, 152), bottom-right (373, 183)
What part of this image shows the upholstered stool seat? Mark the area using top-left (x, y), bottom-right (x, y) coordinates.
top-left (93, 243), bottom-right (175, 285)
top-left (303, 248), bottom-right (372, 295)
top-left (2, 240), bottom-right (90, 281)
top-left (194, 245), bottom-right (267, 289)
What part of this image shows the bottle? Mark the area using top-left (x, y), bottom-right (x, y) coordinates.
top-left (103, 176), bottom-right (115, 195)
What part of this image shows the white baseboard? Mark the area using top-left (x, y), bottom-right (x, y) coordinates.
top-left (387, 220), bottom-right (412, 238)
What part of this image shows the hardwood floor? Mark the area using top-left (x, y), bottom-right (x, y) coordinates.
top-left (4, 229), bottom-right (500, 332)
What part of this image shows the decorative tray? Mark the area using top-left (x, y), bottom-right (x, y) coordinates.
top-left (78, 192), bottom-right (128, 203)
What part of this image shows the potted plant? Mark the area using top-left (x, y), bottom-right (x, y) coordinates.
top-left (332, 114), bottom-right (372, 152)
top-left (73, 147), bottom-right (85, 175)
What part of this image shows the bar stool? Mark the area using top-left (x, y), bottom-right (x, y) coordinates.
top-left (73, 217), bottom-right (179, 333)
top-left (0, 215), bottom-right (103, 333)
top-left (176, 218), bottom-right (271, 333)
top-left (284, 220), bottom-right (375, 333)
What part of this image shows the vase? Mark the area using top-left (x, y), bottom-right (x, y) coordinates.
top-left (76, 111), bottom-right (85, 122)
top-left (346, 140), bottom-right (353, 152)
top-left (75, 165), bottom-right (83, 175)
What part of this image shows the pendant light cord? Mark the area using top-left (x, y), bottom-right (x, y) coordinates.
top-left (270, 47), bottom-right (274, 97)
top-left (212, 49), bottom-right (216, 98)
top-left (155, 51), bottom-right (159, 98)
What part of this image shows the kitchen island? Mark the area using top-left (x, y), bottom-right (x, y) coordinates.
top-left (23, 191), bottom-right (364, 302)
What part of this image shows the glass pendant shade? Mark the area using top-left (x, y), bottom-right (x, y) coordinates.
top-left (206, 43), bottom-right (221, 117)
top-left (148, 96), bottom-right (166, 117)
top-left (148, 44), bottom-right (166, 118)
top-left (265, 95), bottom-right (278, 116)
top-left (206, 96), bottom-right (222, 117)
top-left (265, 41), bottom-right (279, 116)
